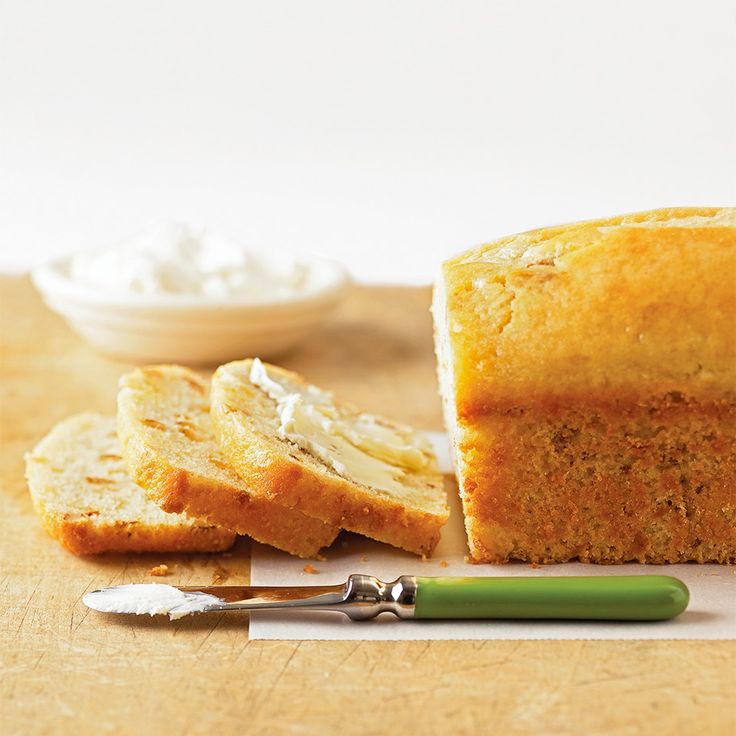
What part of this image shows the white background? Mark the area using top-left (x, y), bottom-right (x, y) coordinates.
top-left (1, 0), bottom-right (734, 284)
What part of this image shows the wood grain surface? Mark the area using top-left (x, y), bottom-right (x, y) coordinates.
top-left (1, 276), bottom-right (733, 736)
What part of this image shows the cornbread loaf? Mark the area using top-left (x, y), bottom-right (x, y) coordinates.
top-left (25, 413), bottom-right (236, 554)
top-left (433, 207), bottom-right (736, 563)
top-left (117, 365), bottom-right (339, 558)
top-left (210, 359), bottom-right (449, 556)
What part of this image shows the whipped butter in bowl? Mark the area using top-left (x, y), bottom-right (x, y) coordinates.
top-left (32, 224), bottom-right (349, 363)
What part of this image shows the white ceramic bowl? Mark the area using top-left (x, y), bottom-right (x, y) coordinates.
top-left (32, 255), bottom-right (349, 364)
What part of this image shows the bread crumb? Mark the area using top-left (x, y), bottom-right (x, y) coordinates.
top-left (211, 564), bottom-right (230, 585)
top-left (359, 554), bottom-right (368, 563)
top-left (529, 562), bottom-right (540, 569)
top-left (439, 560), bottom-right (449, 569)
top-left (148, 564), bottom-right (170, 577)
top-left (303, 564), bottom-right (318, 574)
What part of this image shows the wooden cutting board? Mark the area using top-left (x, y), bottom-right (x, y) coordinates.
top-left (1, 275), bottom-right (732, 735)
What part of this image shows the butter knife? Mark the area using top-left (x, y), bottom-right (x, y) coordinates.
top-left (83, 574), bottom-right (689, 621)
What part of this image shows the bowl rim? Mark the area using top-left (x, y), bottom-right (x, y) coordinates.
top-left (31, 253), bottom-right (351, 312)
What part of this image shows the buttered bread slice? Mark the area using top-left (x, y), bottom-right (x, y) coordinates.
top-left (210, 359), bottom-right (449, 556)
top-left (25, 413), bottom-right (236, 554)
top-left (117, 365), bottom-right (339, 558)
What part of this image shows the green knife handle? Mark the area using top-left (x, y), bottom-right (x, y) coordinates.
top-left (414, 575), bottom-right (689, 621)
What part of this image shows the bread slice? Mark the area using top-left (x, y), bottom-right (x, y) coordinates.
top-left (117, 365), bottom-right (339, 558)
top-left (210, 359), bottom-right (449, 556)
top-left (25, 413), bottom-right (236, 555)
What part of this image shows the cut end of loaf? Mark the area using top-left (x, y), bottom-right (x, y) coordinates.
top-left (434, 207), bottom-right (736, 565)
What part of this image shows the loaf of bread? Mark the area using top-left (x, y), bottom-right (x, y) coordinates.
top-left (210, 359), bottom-right (449, 556)
top-left (25, 413), bottom-right (236, 554)
top-left (117, 365), bottom-right (339, 558)
top-left (433, 207), bottom-right (736, 563)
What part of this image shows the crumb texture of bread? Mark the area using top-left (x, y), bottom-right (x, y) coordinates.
top-left (210, 359), bottom-right (449, 556)
top-left (24, 413), bottom-right (236, 555)
top-left (434, 207), bottom-right (736, 563)
top-left (117, 365), bottom-right (339, 558)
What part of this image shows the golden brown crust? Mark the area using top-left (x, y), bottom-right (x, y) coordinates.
top-left (211, 360), bottom-right (448, 557)
top-left (40, 511), bottom-right (235, 556)
top-left (436, 208), bottom-right (736, 564)
top-left (228, 448), bottom-right (444, 556)
top-left (442, 208), bottom-right (736, 414)
top-left (127, 446), bottom-right (339, 558)
top-left (117, 366), bottom-right (339, 559)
